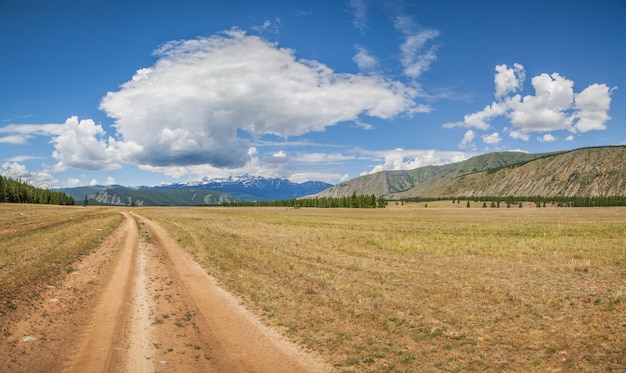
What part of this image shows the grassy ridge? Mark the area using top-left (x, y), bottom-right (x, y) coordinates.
top-left (138, 204), bottom-right (626, 372)
top-left (0, 205), bottom-right (123, 300)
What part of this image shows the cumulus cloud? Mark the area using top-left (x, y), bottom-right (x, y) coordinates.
top-left (51, 117), bottom-right (121, 170)
top-left (458, 129), bottom-right (476, 150)
top-left (508, 130), bottom-right (530, 141)
top-left (445, 101), bottom-right (507, 131)
top-left (446, 63), bottom-right (614, 141)
top-left (481, 132), bottom-right (502, 145)
top-left (99, 29), bottom-right (419, 170)
top-left (264, 150), bottom-right (289, 166)
top-left (573, 84), bottom-right (614, 132)
top-left (0, 162), bottom-right (58, 189)
top-left (494, 63), bottom-right (525, 98)
top-left (0, 116), bottom-right (141, 171)
top-left (353, 45), bottom-right (378, 71)
top-left (393, 16), bottom-right (439, 79)
top-left (538, 133), bottom-right (557, 142)
top-left (507, 72), bottom-right (576, 132)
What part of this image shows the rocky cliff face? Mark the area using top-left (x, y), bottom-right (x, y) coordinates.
top-left (91, 191), bottom-right (144, 206)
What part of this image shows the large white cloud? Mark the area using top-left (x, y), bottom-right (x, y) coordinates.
top-left (507, 72), bottom-right (575, 132)
top-left (446, 63), bottom-right (613, 144)
top-left (99, 29), bottom-right (419, 169)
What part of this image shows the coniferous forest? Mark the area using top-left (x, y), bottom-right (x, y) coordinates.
top-left (222, 192), bottom-right (388, 208)
top-left (0, 175), bottom-right (75, 205)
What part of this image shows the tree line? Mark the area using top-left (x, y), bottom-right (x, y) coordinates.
top-left (0, 175), bottom-right (75, 205)
top-left (402, 195), bottom-right (626, 207)
top-left (222, 192), bottom-right (388, 208)
top-left (222, 193), bottom-right (626, 208)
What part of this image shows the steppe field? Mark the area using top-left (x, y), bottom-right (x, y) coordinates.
top-left (1, 202), bottom-right (625, 372)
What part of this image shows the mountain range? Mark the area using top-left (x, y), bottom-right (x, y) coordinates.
top-left (313, 146), bottom-right (626, 200)
top-left (58, 146), bottom-right (625, 206)
top-left (58, 176), bottom-right (332, 206)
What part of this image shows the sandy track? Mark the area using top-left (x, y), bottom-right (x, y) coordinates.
top-left (1, 212), bottom-right (331, 372)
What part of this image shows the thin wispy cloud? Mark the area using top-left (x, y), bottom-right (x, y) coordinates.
top-left (393, 16), bottom-right (440, 79)
top-left (347, 0), bottom-right (369, 31)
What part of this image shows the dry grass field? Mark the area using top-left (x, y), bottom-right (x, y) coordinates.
top-left (137, 203), bottom-right (626, 372)
top-left (1, 203), bottom-right (624, 372)
top-left (0, 204), bottom-right (122, 300)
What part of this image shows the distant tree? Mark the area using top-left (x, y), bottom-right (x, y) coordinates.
top-left (377, 196), bottom-right (388, 208)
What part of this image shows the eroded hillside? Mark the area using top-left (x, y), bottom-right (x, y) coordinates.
top-left (425, 146), bottom-right (626, 198)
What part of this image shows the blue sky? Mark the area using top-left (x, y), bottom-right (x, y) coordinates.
top-left (1, 0), bottom-right (624, 188)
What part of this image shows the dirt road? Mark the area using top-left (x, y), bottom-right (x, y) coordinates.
top-left (1, 212), bottom-right (331, 372)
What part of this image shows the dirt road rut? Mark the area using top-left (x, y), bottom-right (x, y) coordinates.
top-left (2, 212), bottom-right (331, 372)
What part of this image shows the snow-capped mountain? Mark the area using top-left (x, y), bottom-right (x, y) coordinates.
top-left (153, 175), bottom-right (332, 200)
top-left (59, 176), bottom-right (333, 206)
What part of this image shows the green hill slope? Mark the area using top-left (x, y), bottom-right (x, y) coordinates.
top-left (315, 150), bottom-right (556, 199)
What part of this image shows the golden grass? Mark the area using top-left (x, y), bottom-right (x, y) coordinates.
top-left (138, 204), bottom-right (626, 372)
top-left (0, 204), bottom-right (123, 299)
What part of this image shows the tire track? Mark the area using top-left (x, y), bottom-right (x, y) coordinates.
top-left (63, 212), bottom-right (143, 372)
top-left (47, 211), bottom-right (330, 372)
top-left (133, 213), bottom-right (332, 372)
